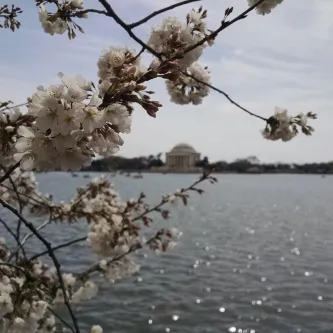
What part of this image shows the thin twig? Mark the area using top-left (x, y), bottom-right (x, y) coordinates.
top-left (128, 0), bottom-right (202, 29)
top-left (179, 0), bottom-right (267, 57)
top-left (183, 72), bottom-right (268, 121)
top-left (0, 217), bottom-right (26, 258)
top-left (30, 236), bottom-right (87, 260)
top-left (72, 8), bottom-right (108, 16)
top-left (48, 306), bottom-right (75, 333)
top-left (0, 164), bottom-right (24, 254)
top-left (0, 101), bottom-right (28, 111)
top-left (0, 183), bottom-right (52, 208)
top-left (98, 0), bottom-right (160, 57)
top-left (133, 171), bottom-right (210, 221)
top-left (0, 161), bottom-right (20, 184)
top-left (9, 218), bottom-right (52, 262)
top-left (0, 262), bottom-right (27, 275)
top-left (0, 199), bottom-right (80, 333)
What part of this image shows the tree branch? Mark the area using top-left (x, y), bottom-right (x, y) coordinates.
top-left (30, 236), bottom-right (87, 261)
top-left (183, 71), bottom-right (268, 121)
top-left (98, 0), bottom-right (161, 57)
top-left (0, 217), bottom-right (26, 258)
top-left (9, 218), bottom-right (52, 262)
top-left (47, 306), bottom-right (76, 333)
top-left (0, 262), bottom-right (27, 275)
top-left (0, 164), bottom-right (24, 257)
top-left (0, 161), bottom-right (20, 184)
top-left (72, 8), bottom-right (108, 16)
top-left (128, 0), bottom-right (202, 29)
top-left (132, 171), bottom-right (212, 222)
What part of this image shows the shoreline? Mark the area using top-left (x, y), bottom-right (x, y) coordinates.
top-left (74, 170), bottom-right (332, 175)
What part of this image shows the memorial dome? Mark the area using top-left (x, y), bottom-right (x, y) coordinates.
top-left (170, 143), bottom-right (197, 154)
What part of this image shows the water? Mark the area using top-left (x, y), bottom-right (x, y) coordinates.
top-left (2, 173), bottom-right (333, 333)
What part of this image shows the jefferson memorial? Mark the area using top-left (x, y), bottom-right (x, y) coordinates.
top-left (152, 143), bottom-right (203, 173)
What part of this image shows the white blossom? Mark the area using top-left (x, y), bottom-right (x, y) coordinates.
top-left (91, 325), bottom-right (103, 333)
top-left (9, 73), bottom-right (131, 171)
top-left (38, 5), bottom-right (67, 36)
top-left (148, 17), bottom-right (206, 68)
top-left (70, 0), bottom-right (84, 10)
top-left (166, 62), bottom-right (210, 105)
top-left (262, 107), bottom-right (316, 142)
top-left (97, 47), bottom-right (142, 83)
top-left (72, 281), bottom-right (98, 302)
top-left (248, 0), bottom-right (284, 15)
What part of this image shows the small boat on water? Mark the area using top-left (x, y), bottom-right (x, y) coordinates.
top-left (83, 174), bottom-right (90, 179)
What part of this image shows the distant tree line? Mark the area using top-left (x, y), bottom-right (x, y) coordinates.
top-left (83, 154), bottom-right (165, 172)
top-left (199, 156), bottom-right (333, 174)
top-left (83, 154), bottom-right (333, 174)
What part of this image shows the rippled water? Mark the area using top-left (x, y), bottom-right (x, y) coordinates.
top-left (3, 173), bottom-right (333, 333)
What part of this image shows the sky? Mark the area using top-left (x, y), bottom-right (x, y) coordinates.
top-left (0, 0), bottom-right (332, 163)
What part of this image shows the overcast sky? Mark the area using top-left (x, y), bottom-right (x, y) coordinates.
top-left (0, 0), bottom-right (332, 163)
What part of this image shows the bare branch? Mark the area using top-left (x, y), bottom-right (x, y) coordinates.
top-left (47, 306), bottom-right (76, 333)
top-left (0, 161), bottom-right (20, 184)
top-left (30, 236), bottom-right (87, 260)
top-left (179, 0), bottom-right (267, 57)
top-left (0, 217), bottom-right (26, 258)
top-left (98, 0), bottom-right (161, 57)
top-left (182, 71), bottom-right (268, 121)
top-left (9, 218), bottom-right (52, 262)
top-left (132, 171), bottom-right (213, 222)
top-left (71, 8), bottom-right (108, 17)
top-left (128, 0), bottom-right (202, 29)
top-left (0, 165), bottom-right (24, 258)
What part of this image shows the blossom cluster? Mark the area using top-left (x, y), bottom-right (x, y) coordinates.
top-left (166, 63), bottom-right (211, 105)
top-left (0, 106), bottom-right (35, 167)
top-left (148, 8), bottom-right (213, 69)
top-left (248, 0), bottom-right (284, 15)
top-left (148, 7), bottom-right (214, 105)
top-left (38, 0), bottom-right (87, 39)
top-left (0, 167), bottom-right (53, 216)
top-left (10, 73), bottom-right (130, 171)
top-left (262, 107), bottom-right (317, 142)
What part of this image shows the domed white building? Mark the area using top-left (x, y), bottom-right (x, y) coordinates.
top-left (166, 143), bottom-right (201, 169)
top-left (152, 143), bottom-right (202, 173)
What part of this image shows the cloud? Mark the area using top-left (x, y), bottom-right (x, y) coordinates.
top-left (0, 0), bottom-right (332, 163)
